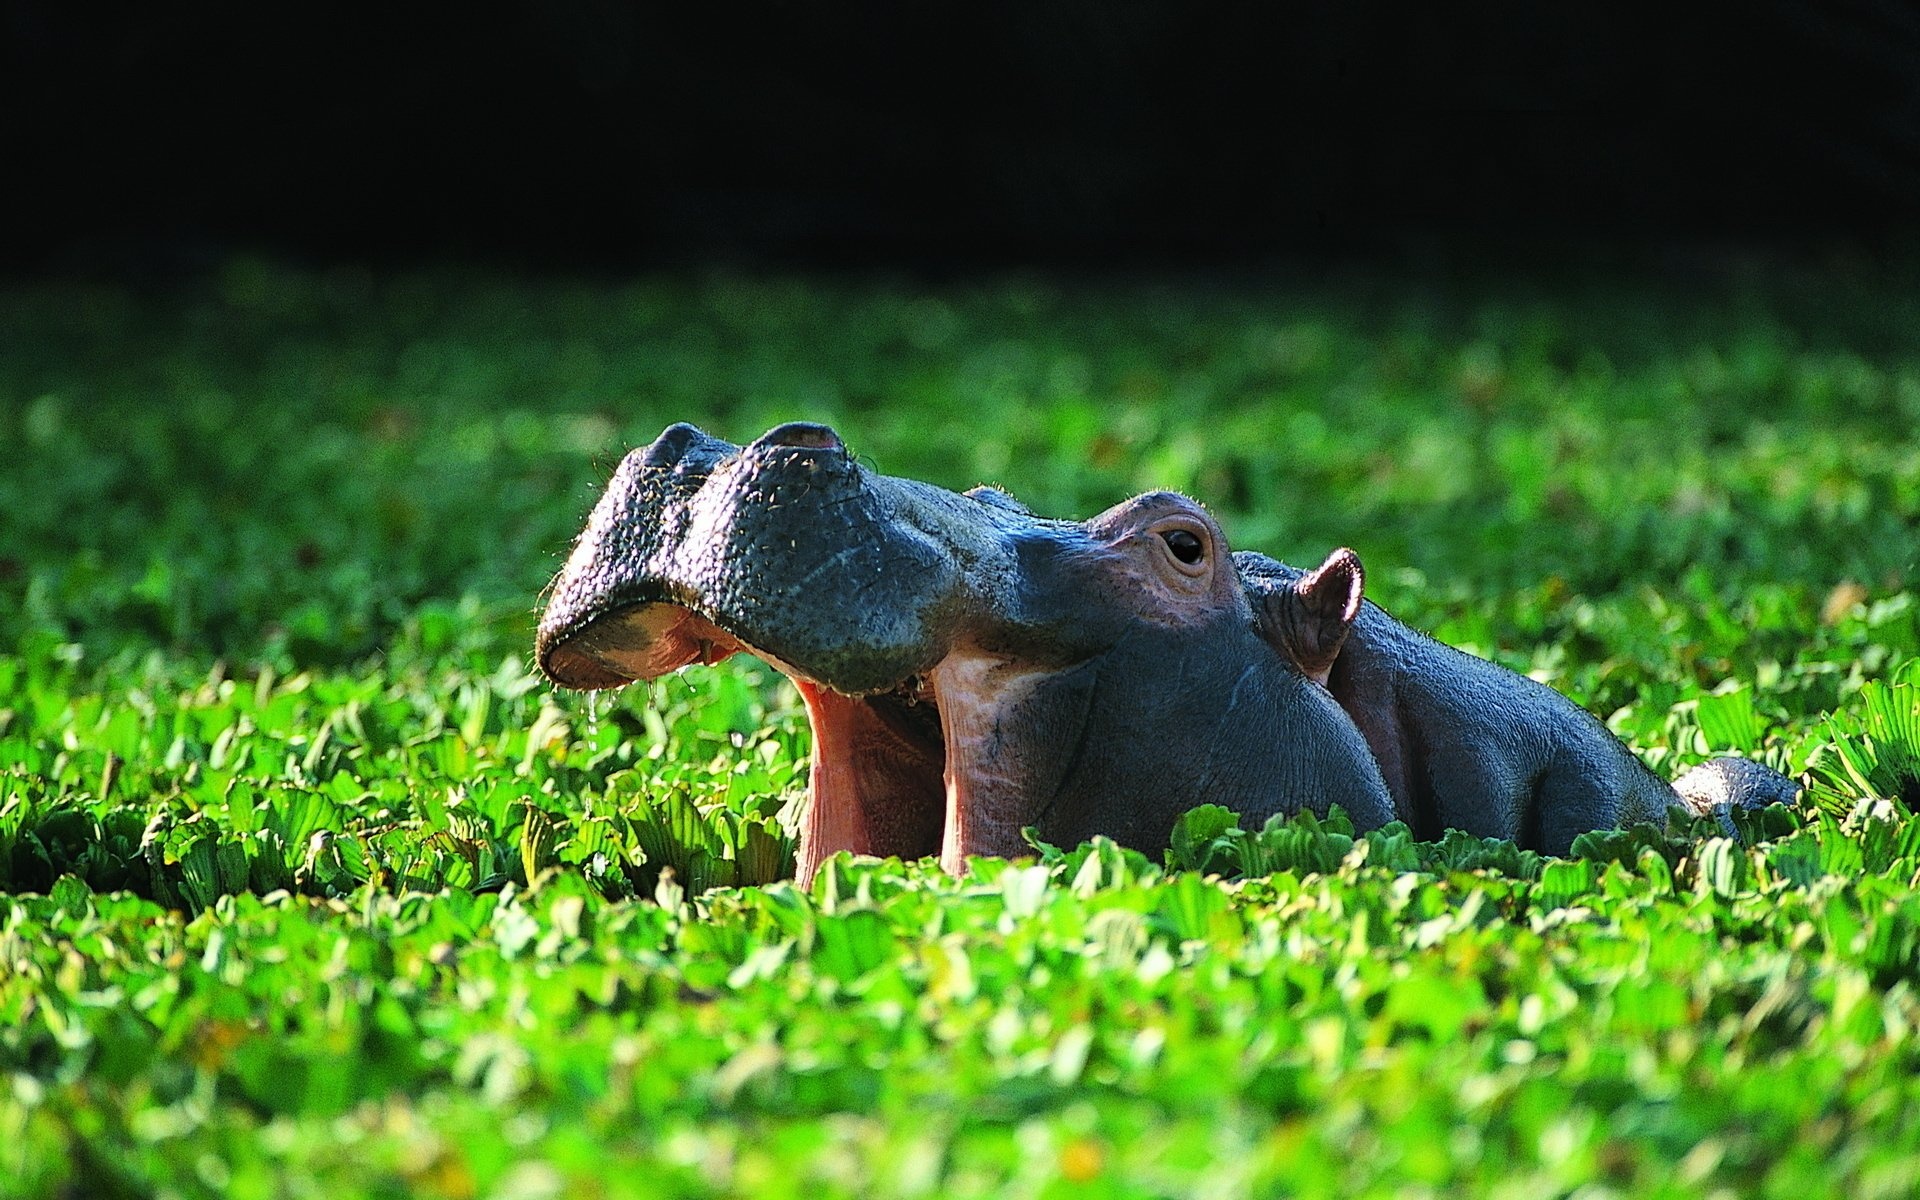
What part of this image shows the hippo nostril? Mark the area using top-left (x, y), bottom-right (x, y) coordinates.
top-left (639, 422), bottom-right (706, 468)
top-left (757, 422), bottom-right (845, 453)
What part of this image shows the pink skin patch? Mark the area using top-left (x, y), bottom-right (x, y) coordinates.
top-left (543, 604), bottom-right (742, 688)
top-left (790, 679), bottom-right (943, 883)
top-left (791, 681), bottom-right (876, 881)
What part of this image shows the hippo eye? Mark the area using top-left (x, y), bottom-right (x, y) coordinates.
top-left (1162, 529), bottom-right (1205, 565)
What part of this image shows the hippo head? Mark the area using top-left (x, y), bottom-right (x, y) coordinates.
top-left (537, 421), bottom-right (1391, 881)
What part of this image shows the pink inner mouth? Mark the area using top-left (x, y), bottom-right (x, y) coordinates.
top-left (543, 605), bottom-right (745, 690)
top-left (788, 679), bottom-right (944, 882)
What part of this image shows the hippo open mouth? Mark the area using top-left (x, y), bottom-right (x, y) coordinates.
top-left (537, 421), bottom-right (1395, 881)
top-left (543, 599), bottom-right (960, 884)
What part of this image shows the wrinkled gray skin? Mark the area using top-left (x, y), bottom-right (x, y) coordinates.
top-left (536, 421), bottom-right (1395, 880)
top-left (1245, 548), bottom-right (1802, 854)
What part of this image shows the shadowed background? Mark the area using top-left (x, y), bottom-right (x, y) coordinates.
top-left (5, 2), bottom-right (1918, 272)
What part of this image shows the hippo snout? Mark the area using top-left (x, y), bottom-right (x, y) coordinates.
top-left (536, 422), bottom-right (983, 695)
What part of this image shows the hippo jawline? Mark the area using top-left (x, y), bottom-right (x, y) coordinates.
top-left (541, 597), bottom-right (1046, 881)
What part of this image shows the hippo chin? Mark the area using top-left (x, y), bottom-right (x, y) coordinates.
top-left (536, 421), bottom-right (1395, 881)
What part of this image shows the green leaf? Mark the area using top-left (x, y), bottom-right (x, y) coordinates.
top-left (1166, 804), bottom-right (1242, 873)
top-left (734, 819), bottom-right (792, 887)
top-left (49, 873), bottom-right (92, 916)
top-left (175, 832), bottom-right (223, 909)
top-left (215, 837), bottom-right (251, 895)
top-left (1533, 858), bottom-right (1597, 909)
top-left (811, 908), bottom-right (895, 983)
top-left (1155, 872), bottom-right (1229, 942)
top-left (520, 803), bottom-right (558, 886)
top-left (1696, 838), bottom-right (1752, 896)
top-left (1696, 686), bottom-right (1764, 752)
top-left (267, 787), bottom-right (344, 850)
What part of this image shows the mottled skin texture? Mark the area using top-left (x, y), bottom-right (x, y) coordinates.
top-left (1245, 548), bottom-right (1801, 855)
top-left (537, 422), bottom-right (1394, 881)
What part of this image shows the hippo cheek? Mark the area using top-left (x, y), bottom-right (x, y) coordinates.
top-left (790, 651), bottom-right (1099, 883)
top-left (928, 651), bottom-right (1097, 876)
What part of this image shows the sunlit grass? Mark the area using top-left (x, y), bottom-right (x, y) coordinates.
top-left (2, 261), bottom-right (1918, 1198)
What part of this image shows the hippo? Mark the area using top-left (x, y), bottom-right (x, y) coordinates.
top-left (536, 421), bottom-right (1799, 880)
top-left (536, 421), bottom-right (1395, 880)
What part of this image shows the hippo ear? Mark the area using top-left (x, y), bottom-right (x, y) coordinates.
top-left (1255, 547), bottom-right (1363, 685)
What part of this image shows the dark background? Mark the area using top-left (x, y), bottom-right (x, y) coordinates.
top-left (7, 1), bottom-right (1920, 274)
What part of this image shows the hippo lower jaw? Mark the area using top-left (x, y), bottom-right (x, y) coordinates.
top-left (545, 601), bottom-right (1077, 881)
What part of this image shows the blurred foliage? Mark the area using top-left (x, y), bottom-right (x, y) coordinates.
top-left (2, 260), bottom-right (1919, 1197)
top-left (4, 258), bottom-right (1917, 669)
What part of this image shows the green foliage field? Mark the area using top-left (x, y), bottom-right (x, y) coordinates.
top-left (4, 259), bottom-right (1919, 1198)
